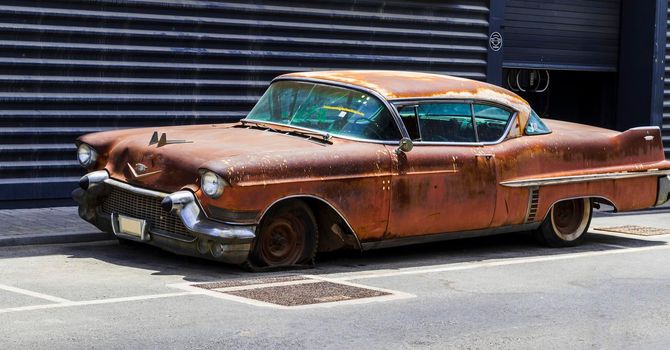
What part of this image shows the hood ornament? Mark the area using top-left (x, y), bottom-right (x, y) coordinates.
top-left (127, 162), bottom-right (162, 179)
top-left (149, 131), bottom-right (192, 147)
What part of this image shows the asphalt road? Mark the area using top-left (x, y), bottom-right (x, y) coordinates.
top-left (1, 210), bottom-right (670, 349)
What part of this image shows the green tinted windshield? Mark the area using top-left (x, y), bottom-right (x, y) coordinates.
top-left (246, 81), bottom-right (401, 141)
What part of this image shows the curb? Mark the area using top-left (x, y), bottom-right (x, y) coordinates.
top-left (0, 231), bottom-right (115, 247)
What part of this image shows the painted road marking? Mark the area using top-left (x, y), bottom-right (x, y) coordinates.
top-left (0, 291), bottom-right (198, 314)
top-left (325, 243), bottom-right (670, 281)
top-left (0, 283), bottom-right (72, 304)
top-left (169, 276), bottom-right (414, 310)
top-left (1, 241), bottom-right (669, 313)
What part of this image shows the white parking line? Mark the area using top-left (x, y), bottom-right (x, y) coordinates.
top-left (0, 284), bottom-right (72, 304)
top-left (0, 291), bottom-right (199, 314)
top-left (326, 243), bottom-right (670, 281)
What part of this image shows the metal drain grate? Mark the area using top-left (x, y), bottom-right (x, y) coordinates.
top-left (595, 225), bottom-right (670, 236)
top-left (195, 275), bottom-right (309, 290)
top-left (191, 276), bottom-right (391, 307)
top-left (225, 281), bottom-right (389, 307)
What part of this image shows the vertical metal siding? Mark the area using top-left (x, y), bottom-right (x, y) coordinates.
top-left (664, 1), bottom-right (670, 158)
top-left (0, 0), bottom-right (491, 203)
top-left (503, 0), bottom-right (621, 71)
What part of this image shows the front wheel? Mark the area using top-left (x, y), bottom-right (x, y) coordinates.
top-left (534, 198), bottom-right (592, 247)
top-left (247, 200), bottom-right (318, 268)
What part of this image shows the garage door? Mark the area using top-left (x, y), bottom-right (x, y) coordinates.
top-left (0, 0), bottom-right (492, 206)
top-left (503, 0), bottom-right (621, 71)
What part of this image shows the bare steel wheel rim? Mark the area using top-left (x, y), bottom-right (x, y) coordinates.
top-left (550, 198), bottom-right (590, 241)
top-left (259, 216), bottom-right (306, 266)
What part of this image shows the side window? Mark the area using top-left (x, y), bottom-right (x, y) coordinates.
top-left (473, 104), bottom-right (513, 142)
top-left (417, 103), bottom-right (475, 142)
top-left (525, 110), bottom-right (551, 135)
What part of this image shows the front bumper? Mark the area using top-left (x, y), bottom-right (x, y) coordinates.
top-left (73, 170), bottom-right (255, 265)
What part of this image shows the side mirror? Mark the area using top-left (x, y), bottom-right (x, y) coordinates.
top-left (396, 137), bottom-right (414, 154)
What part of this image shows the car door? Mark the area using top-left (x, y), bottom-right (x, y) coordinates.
top-left (384, 101), bottom-right (513, 238)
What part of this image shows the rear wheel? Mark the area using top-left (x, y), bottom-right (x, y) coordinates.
top-left (248, 200), bottom-right (318, 268)
top-left (535, 198), bottom-right (592, 247)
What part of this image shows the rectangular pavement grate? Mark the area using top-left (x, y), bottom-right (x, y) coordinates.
top-left (595, 225), bottom-right (670, 236)
top-left (223, 281), bottom-right (390, 307)
top-left (194, 275), bottom-right (309, 290)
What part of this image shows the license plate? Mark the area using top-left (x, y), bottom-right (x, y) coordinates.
top-left (118, 215), bottom-right (147, 238)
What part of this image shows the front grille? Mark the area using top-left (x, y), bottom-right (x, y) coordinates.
top-left (102, 186), bottom-right (193, 237)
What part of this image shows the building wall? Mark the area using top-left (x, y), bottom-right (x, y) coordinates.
top-left (0, 0), bottom-right (492, 207)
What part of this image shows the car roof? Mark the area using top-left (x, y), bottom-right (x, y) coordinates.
top-left (278, 70), bottom-right (530, 113)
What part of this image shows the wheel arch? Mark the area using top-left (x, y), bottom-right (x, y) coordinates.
top-left (258, 195), bottom-right (362, 252)
top-left (541, 195), bottom-right (617, 221)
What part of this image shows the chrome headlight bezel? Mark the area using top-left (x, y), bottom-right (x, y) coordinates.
top-left (200, 170), bottom-right (226, 199)
top-left (77, 143), bottom-right (98, 168)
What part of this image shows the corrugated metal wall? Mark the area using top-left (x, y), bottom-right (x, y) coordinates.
top-left (503, 0), bottom-right (621, 71)
top-left (0, 0), bottom-right (491, 205)
top-left (664, 1), bottom-right (670, 158)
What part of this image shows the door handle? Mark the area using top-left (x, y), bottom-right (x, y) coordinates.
top-left (474, 154), bottom-right (495, 160)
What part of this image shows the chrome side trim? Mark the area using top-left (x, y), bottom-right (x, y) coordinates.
top-left (656, 175), bottom-right (670, 206)
top-left (361, 223), bottom-right (541, 251)
top-left (500, 169), bottom-right (670, 188)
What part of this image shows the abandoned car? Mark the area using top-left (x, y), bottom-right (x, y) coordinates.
top-left (73, 70), bottom-right (670, 269)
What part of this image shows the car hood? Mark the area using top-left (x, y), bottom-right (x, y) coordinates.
top-left (80, 123), bottom-right (334, 192)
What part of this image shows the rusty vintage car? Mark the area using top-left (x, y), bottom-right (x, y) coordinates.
top-left (73, 70), bottom-right (670, 269)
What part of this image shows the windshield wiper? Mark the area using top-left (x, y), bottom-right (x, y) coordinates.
top-left (240, 119), bottom-right (331, 142)
top-left (240, 119), bottom-right (281, 133)
top-left (286, 128), bottom-right (332, 142)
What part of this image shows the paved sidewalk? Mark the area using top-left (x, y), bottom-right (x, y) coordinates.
top-left (0, 206), bottom-right (112, 247)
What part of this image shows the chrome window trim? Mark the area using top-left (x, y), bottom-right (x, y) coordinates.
top-left (391, 98), bottom-right (518, 146)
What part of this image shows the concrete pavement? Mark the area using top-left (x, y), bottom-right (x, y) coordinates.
top-left (0, 206), bottom-right (111, 247)
top-left (0, 211), bottom-right (669, 349)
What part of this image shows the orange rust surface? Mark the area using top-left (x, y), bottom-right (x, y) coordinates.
top-left (77, 70), bottom-right (670, 244)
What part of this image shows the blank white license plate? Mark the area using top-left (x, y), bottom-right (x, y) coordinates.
top-left (118, 215), bottom-right (146, 238)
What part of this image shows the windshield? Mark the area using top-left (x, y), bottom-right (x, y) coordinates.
top-left (245, 80), bottom-right (401, 141)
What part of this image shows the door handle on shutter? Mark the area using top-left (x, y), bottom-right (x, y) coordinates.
top-left (474, 154), bottom-right (495, 160)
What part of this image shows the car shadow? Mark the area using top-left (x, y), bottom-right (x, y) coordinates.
top-left (1, 229), bottom-right (666, 283)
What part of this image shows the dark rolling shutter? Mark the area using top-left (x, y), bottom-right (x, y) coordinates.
top-left (0, 0), bottom-right (491, 205)
top-left (503, 0), bottom-right (621, 71)
top-left (664, 1), bottom-right (670, 158)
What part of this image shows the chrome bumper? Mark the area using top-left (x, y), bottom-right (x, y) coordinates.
top-left (657, 175), bottom-right (670, 206)
top-left (73, 170), bottom-right (254, 265)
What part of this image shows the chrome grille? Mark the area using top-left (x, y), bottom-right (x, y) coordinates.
top-left (102, 187), bottom-right (192, 237)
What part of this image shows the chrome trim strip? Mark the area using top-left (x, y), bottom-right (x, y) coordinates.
top-left (500, 169), bottom-right (670, 188)
top-left (361, 223), bottom-right (541, 251)
top-left (103, 178), bottom-right (167, 199)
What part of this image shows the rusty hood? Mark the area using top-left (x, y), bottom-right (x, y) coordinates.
top-left (79, 123), bottom-right (340, 192)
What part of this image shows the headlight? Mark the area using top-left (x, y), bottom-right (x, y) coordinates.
top-left (77, 143), bottom-right (98, 168)
top-left (200, 171), bottom-right (226, 198)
